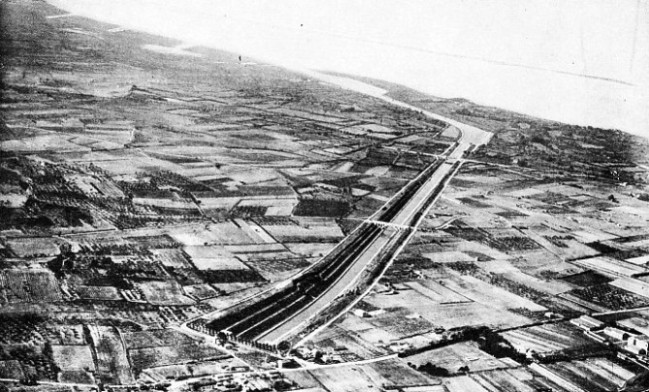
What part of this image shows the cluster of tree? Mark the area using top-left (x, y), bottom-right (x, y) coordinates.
top-left (402, 326), bottom-right (530, 370)
top-left (477, 329), bottom-right (529, 364)
top-left (408, 362), bottom-right (471, 377)
top-left (413, 362), bottom-right (449, 377)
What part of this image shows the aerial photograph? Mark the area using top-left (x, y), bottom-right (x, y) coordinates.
top-left (1, 0), bottom-right (648, 391)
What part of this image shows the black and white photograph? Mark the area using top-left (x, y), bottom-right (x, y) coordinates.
top-left (0, 1), bottom-right (648, 391)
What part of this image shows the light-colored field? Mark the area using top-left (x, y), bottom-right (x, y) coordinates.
top-left (522, 228), bottom-right (599, 261)
top-left (481, 260), bottom-right (573, 295)
top-left (611, 206), bottom-right (649, 220)
top-left (502, 323), bottom-right (594, 354)
top-left (340, 124), bottom-right (397, 139)
top-left (134, 281), bottom-right (195, 305)
top-left (142, 146), bottom-right (245, 165)
top-left (365, 286), bottom-right (460, 311)
top-left (222, 167), bottom-right (282, 184)
top-left (626, 255), bottom-right (649, 265)
top-left (541, 358), bottom-right (635, 391)
top-left (167, 222), bottom-right (262, 245)
top-left (346, 322), bottom-right (399, 344)
top-left (141, 357), bottom-right (247, 382)
top-left (470, 369), bottom-right (538, 392)
top-left (261, 223), bottom-right (344, 241)
top-left (213, 282), bottom-right (255, 294)
top-left (610, 277), bottom-right (649, 298)
top-left (196, 197), bottom-right (241, 210)
top-left (273, 108), bottom-right (348, 124)
top-left (334, 161), bottom-right (355, 173)
top-left (224, 243), bottom-right (286, 253)
top-left (133, 198), bottom-right (198, 210)
top-left (618, 316), bottom-right (649, 337)
top-left (360, 359), bottom-right (435, 387)
top-left (570, 229), bottom-right (618, 243)
top-left (440, 126), bottom-right (461, 139)
top-left (407, 341), bottom-right (512, 372)
top-left (365, 291), bottom-right (529, 330)
top-left (421, 251), bottom-right (474, 263)
top-left (364, 166), bottom-right (390, 177)
top-left (571, 256), bottom-right (647, 277)
top-left (397, 135), bottom-right (425, 144)
top-left (237, 197), bottom-right (297, 216)
top-left (236, 219), bottom-right (277, 243)
top-left (1, 134), bottom-right (91, 153)
top-left (587, 357), bottom-right (635, 381)
top-left (441, 272), bottom-right (547, 312)
top-left (453, 173), bottom-right (505, 185)
top-left (143, 44), bottom-right (203, 57)
top-left (308, 366), bottom-right (377, 392)
top-left (77, 129), bottom-right (132, 145)
top-left (52, 345), bottom-right (95, 371)
top-left (6, 237), bottom-right (61, 258)
top-left (401, 385), bottom-right (445, 392)
top-left (453, 239), bottom-right (510, 260)
top-left (514, 249), bottom-right (581, 276)
top-left (175, 166), bottom-right (221, 178)
top-left (0, 193), bottom-right (28, 208)
top-left (444, 375), bottom-right (490, 392)
top-left (506, 188), bottom-right (545, 198)
top-left (183, 246), bottom-right (249, 270)
top-left (87, 155), bottom-right (183, 176)
top-left (405, 280), bottom-right (470, 304)
top-left (236, 250), bottom-right (296, 263)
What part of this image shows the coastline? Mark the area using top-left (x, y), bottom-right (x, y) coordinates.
top-left (46, 0), bottom-right (649, 138)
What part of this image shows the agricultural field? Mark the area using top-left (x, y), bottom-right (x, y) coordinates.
top-left (4, 238), bottom-right (63, 258)
top-left (501, 323), bottom-right (600, 356)
top-left (308, 366), bottom-right (378, 392)
top-left (1, 1), bottom-right (649, 391)
top-left (532, 358), bottom-right (637, 392)
top-left (259, 220), bottom-right (345, 242)
top-left (0, 269), bottom-right (62, 304)
top-left (564, 283), bottom-right (649, 311)
top-left (51, 345), bottom-right (96, 384)
top-left (406, 341), bottom-right (513, 374)
top-left (123, 329), bottom-right (230, 377)
top-left (87, 325), bottom-right (133, 385)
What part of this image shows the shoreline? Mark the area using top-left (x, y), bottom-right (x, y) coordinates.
top-left (45, 0), bottom-right (648, 138)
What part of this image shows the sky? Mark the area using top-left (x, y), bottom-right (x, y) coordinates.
top-left (49, 0), bottom-right (649, 137)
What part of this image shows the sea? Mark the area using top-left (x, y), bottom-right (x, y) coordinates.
top-left (48, 0), bottom-right (649, 138)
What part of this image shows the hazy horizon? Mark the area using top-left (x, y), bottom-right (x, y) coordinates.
top-left (49, 0), bottom-right (649, 138)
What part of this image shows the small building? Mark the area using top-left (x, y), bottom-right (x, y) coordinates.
top-left (627, 337), bottom-right (649, 355)
top-left (387, 342), bottom-right (410, 353)
top-left (352, 309), bottom-right (367, 317)
top-left (603, 327), bottom-right (632, 341)
top-left (570, 315), bottom-right (604, 331)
